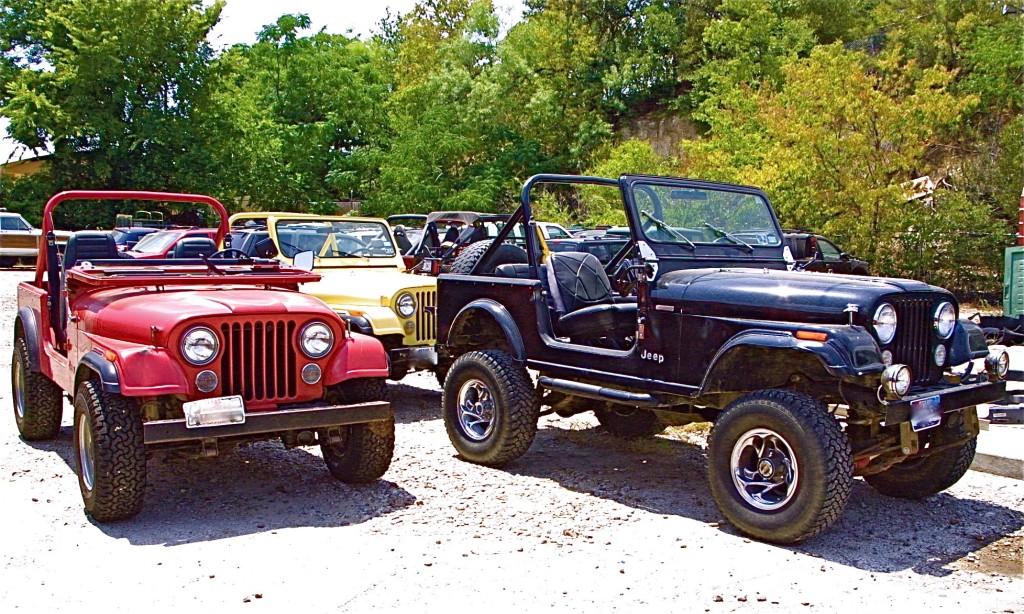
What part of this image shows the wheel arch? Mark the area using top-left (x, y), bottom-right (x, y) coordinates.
top-left (14, 307), bottom-right (42, 371)
top-left (445, 299), bottom-right (526, 361)
top-left (700, 331), bottom-right (845, 397)
top-left (75, 350), bottom-right (122, 395)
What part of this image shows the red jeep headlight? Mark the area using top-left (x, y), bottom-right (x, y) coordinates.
top-left (299, 321), bottom-right (334, 358)
top-left (181, 327), bottom-right (219, 366)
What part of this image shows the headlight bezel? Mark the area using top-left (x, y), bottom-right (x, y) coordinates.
top-left (299, 321), bottom-right (335, 359)
top-left (396, 292), bottom-right (416, 318)
top-left (933, 301), bottom-right (956, 339)
top-left (873, 303), bottom-right (898, 345)
top-left (181, 326), bottom-right (220, 366)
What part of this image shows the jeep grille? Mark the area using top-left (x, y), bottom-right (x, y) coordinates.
top-left (414, 290), bottom-right (437, 343)
top-left (219, 320), bottom-right (298, 402)
top-left (889, 296), bottom-right (936, 385)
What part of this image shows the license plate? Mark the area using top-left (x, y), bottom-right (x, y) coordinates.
top-left (910, 396), bottom-right (942, 432)
top-left (183, 395), bottom-right (245, 428)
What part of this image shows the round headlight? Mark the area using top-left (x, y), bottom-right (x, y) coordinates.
top-left (933, 302), bottom-right (956, 339)
top-left (933, 344), bottom-right (947, 367)
top-left (881, 364), bottom-right (912, 399)
top-left (181, 327), bottom-right (219, 366)
top-left (985, 349), bottom-right (1010, 380)
top-left (873, 303), bottom-right (897, 345)
top-left (300, 321), bottom-right (334, 358)
top-left (396, 293), bottom-right (416, 318)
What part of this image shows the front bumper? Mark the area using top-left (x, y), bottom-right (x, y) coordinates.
top-left (143, 400), bottom-right (391, 445)
top-left (883, 380), bottom-right (1006, 425)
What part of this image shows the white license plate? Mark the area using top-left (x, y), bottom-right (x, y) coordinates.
top-left (183, 395), bottom-right (245, 428)
top-left (910, 396), bottom-right (942, 432)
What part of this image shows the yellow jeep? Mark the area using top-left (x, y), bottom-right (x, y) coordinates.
top-left (227, 212), bottom-right (438, 380)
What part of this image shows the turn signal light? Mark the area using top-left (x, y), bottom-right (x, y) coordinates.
top-left (795, 331), bottom-right (828, 342)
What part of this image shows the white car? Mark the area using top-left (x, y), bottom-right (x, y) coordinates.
top-left (0, 209), bottom-right (71, 267)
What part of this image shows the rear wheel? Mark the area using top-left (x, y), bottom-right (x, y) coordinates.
top-left (12, 335), bottom-right (64, 440)
top-left (443, 350), bottom-right (538, 466)
top-left (865, 410), bottom-right (976, 499)
top-left (73, 381), bottom-right (146, 521)
top-left (595, 405), bottom-right (665, 438)
top-left (707, 390), bottom-right (852, 544)
top-left (321, 378), bottom-right (394, 483)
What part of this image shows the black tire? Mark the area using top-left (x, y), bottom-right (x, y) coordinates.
top-left (865, 410), bottom-right (977, 499)
top-left (448, 240), bottom-right (527, 275)
top-left (707, 390), bottom-right (852, 544)
top-left (595, 404), bottom-right (665, 438)
top-left (322, 378), bottom-right (394, 483)
top-left (443, 350), bottom-right (538, 466)
top-left (12, 336), bottom-right (65, 440)
top-left (73, 380), bottom-right (146, 522)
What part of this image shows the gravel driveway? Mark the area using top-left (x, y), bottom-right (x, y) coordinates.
top-left (0, 268), bottom-right (1020, 613)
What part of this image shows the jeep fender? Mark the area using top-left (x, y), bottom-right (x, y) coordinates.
top-left (14, 307), bottom-right (41, 371)
top-left (323, 331), bottom-right (390, 384)
top-left (949, 319), bottom-right (988, 365)
top-left (700, 327), bottom-right (882, 395)
top-left (446, 299), bottom-right (526, 361)
top-left (80, 334), bottom-right (190, 396)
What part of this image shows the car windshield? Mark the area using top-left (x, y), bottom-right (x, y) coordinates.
top-left (273, 219), bottom-right (397, 259)
top-left (129, 230), bottom-right (183, 254)
top-left (631, 183), bottom-right (782, 247)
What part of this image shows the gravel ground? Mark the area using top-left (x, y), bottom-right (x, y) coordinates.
top-left (0, 267), bottom-right (1021, 613)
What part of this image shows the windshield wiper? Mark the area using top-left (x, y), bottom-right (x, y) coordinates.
top-left (703, 222), bottom-right (754, 252)
top-left (641, 210), bottom-right (695, 249)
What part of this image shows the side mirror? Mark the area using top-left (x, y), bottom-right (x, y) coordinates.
top-left (840, 253), bottom-right (851, 262)
top-left (293, 250), bottom-right (314, 271)
top-left (255, 237), bottom-right (278, 258)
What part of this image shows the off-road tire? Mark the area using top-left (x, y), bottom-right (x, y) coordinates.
top-left (322, 378), bottom-right (394, 483)
top-left (595, 405), bottom-right (665, 438)
top-left (443, 350), bottom-right (538, 466)
top-left (12, 335), bottom-right (64, 440)
top-left (707, 389), bottom-right (853, 544)
top-left (449, 240), bottom-right (528, 275)
top-left (73, 380), bottom-right (146, 522)
top-left (865, 410), bottom-right (977, 499)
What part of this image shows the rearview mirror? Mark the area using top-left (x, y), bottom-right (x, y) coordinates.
top-left (293, 250), bottom-right (314, 271)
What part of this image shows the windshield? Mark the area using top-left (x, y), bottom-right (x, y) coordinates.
top-left (631, 183), bottom-right (782, 247)
top-left (273, 219), bottom-right (397, 259)
top-left (129, 230), bottom-right (183, 254)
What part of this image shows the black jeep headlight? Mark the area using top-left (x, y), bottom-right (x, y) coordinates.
top-left (299, 321), bottom-right (334, 358)
top-left (933, 302), bottom-right (955, 339)
top-left (181, 327), bottom-right (219, 366)
top-left (396, 293), bottom-right (416, 318)
top-left (873, 303), bottom-right (897, 345)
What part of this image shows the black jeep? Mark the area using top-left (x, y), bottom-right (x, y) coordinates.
top-left (435, 173), bottom-right (1009, 544)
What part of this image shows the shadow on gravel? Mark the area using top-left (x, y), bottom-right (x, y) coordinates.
top-left (23, 427), bottom-right (417, 546)
top-left (507, 421), bottom-right (1024, 577)
top-left (387, 379), bottom-right (442, 424)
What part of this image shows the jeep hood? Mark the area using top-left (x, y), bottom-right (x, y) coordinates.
top-left (302, 269), bottom-right (436, 308)
top-left (76, 287), bottom-right (335, 345)
top-left (655, 268), bottom-right (951, 325)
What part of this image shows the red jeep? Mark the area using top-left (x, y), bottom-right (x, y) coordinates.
top-left (12, 191), bottom-right (395, 522)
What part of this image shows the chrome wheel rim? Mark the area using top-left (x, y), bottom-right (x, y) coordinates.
top-left (456, 378), bottom-right (495, 441)
top-left (13, 354), bottom-right (26, 420)
top-left (77, 413), bottom-right (95, 493)
top-left (730, 428), bottom-right (799, 511)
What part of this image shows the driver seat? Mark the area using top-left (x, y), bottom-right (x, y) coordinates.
top-left (173, 237), bottom-right (217, 258)
top-left (545, 252), bottom-right (636, 344)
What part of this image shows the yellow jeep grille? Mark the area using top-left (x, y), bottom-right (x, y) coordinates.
top-left (414, 289), bottom-right (437, 343)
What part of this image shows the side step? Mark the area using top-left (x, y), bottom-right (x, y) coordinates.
top-left (537, 376), bottom-right (663, 408)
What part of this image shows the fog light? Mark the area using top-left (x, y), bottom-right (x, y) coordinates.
top-left (195, 370), bottom-right (218, 393)
top-left (985, 349), bottom-right (1010, 380)
top-left (881, 364), bottom-right (912, 399)
top-left (301, 363), bottom-right (322, 385)
top-left (881, 350), bottom-right (893, 366)
top-left (933, 344), bottom-right (947, 367)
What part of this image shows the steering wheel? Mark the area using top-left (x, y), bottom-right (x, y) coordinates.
top-left (333, 235), bottom-right (370, 257)
top-left (208, 248), bottom-right (250, 259)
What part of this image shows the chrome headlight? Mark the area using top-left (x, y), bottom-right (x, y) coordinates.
top-left (181, 327), bottom-right (219, 366)
top-left (873, 303), bottom-right (897, 345)
top-left (396, 293), bottom-right (416, 318)
top-left (985, 349), bottom-right (1010, 380)
top-left (933, 302), bottom-right (956, 339)
top-left (300, 321), bottom-right (334, 358)
top-left (881, 364), bottom-right (912, 399)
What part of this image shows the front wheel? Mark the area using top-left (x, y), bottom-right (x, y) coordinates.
top-left (595, 405), bottom-right (665, 438)
top-left (707, 390), bottom-right (852, 544)
top-left (73, 381), bottom-right (146, 521)
top-left (321, 378), bottom-right (394, 483)
top-left (865, 410), bottom-right (976, 499)
top-left (443, 350), bottom-right (538, 466)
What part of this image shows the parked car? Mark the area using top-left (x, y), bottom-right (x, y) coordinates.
top-left (124, 227), bottom-right (218, 259)
top-left (0, 208), bottom-right (71, 267)
top-left (435, 173), bottom-right (1007, 544)
top-left (783, 230), bottom-right (870, 275)
top-left (548, 228), bottom-right (631, 264)
top-left (12, 191), bottom-right (394, 522)
top-left (110, 226), bottom-right (160, 251)
top-left (227, 212), bottom-right (439, 382)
